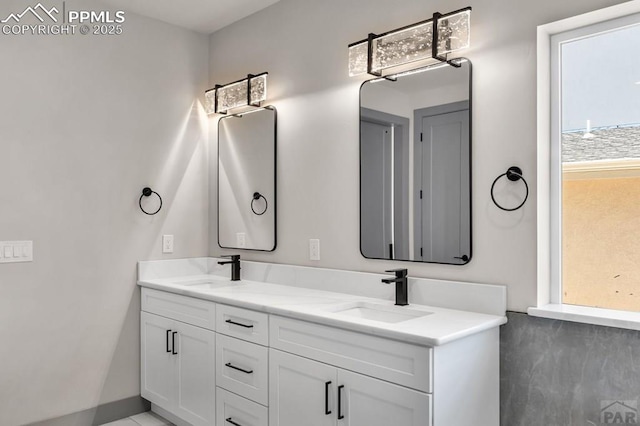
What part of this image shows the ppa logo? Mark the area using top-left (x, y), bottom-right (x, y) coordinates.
top-left (601, 400), bottom-right (638, 424)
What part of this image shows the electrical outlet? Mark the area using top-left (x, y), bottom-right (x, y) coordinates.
top-left (162, 235), bottom-right (174, 254)
top-left (236, 233), bottom-right (246, 248)
top-left (309, 239), bottom-right (320, 261)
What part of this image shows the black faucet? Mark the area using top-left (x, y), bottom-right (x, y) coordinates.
top-left (218, 255), bottom-right (241, 281)
top-left (381, 269), bottom-right (409, 306)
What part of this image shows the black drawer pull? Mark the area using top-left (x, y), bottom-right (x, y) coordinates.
top-left (338, 385), bottom-right (345, 420)
top-left (172, 332), bottom-right (178, 355)
top-left (225, 362), bottom-right (253, 374)
top-left (325, 381), bottom-right (332, 415)
top-left (166, 330), bottom-right (171, 353)
top-left (226, 418), bottom-right (242, 426)
top-left (225, 319), bottom-right (254, 329)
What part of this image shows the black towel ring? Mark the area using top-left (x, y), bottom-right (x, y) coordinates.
top-left (139, 187), bottom-right (163, 216)
top-left (251, 192), bottom-right (268, 216)
top-left (491, 167), bottom-right (529, 212)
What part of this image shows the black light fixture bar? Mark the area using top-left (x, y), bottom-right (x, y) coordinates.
top-left (431, 12), bottom-right (444, 63)
top-left (212, 71), bottom-right (268, 90)
top-left (214, 84), bottom-right (224, 115)
top-left (365, 33), bottom-right (397, 82)
top-left (348, 6), bottom-right (471, 78)
top-left (205, 72), bottom-right (269, 115)
top-left (366, 33), bottom-right (380, 77)
top-left (348, 6), bottom-right (472, 48)
top-left (247, 73), bottom-right (254, 108)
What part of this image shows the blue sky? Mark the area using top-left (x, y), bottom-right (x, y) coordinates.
top-left (562, 23), bottom-right (640, 132)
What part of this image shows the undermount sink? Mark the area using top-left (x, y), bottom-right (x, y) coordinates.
top-left (329, 302), bottom-right (432, 324)
top-left (175, 278), bottom-right (236, 290)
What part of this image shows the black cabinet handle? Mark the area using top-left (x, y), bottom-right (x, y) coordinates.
top-left (338, 385), bottom-right (345, 420)
top-left (166, 330), bottom-right (171, 353)
top-left (325, 381), bottom-right (332, 415)
top-left (172, 332), bottom-right (178, 355)
top-left (226, 418), bottom-right (242, 426)
top-left (225, 319), bottom-right (254, 329)
top-left (225, 362), bottom-right (253, 374)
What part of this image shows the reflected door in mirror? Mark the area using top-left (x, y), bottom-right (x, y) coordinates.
top-left (417, 104), bottom-right (470, 263)
top-left (360, 61), bottom-right (472, 264)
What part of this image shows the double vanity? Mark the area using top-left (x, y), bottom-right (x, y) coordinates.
top-left (138, 258), bottom-right (506, 426)
top-left (156, 10), bottom-right (504, 426)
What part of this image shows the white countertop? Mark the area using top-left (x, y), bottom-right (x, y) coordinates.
top-left (138, 274), bottom-right (507, 346)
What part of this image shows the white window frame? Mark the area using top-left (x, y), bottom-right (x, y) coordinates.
top-left (530, 1), bottom-right (640, 330)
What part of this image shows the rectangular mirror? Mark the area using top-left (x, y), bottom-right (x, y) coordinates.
top-left (360, 60), bottom-right (471, 264)
top-left (218, 107), bottom-right (277, 251)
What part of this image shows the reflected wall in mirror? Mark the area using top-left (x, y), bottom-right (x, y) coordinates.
top-left (218, 107), bottom-right (276, 251)
top-left (360, 60), bottom-right (471, 264)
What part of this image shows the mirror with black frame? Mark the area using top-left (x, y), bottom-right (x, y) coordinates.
top-left (218, 106), bottom-right (277, 251)
top-left (360, 60), bottom-right (471, 265)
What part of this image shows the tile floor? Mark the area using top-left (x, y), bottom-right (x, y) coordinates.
top-left (101, 411), bottom-right (173, 426)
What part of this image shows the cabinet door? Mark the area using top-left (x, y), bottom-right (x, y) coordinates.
top-left (174, 321), bottom-right (216, 426)
top-left (337, 369), bottom-right (432, 426)
top-left (270, 349), bottom-right (337, 426)
top-left (140, 312), bottom-right (175, 410)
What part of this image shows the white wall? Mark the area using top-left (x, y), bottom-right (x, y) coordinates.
top-left (0, 1), bottom-right (209, 424)
top-left (361, 84), bottom-right (412, 118)
top-left (209, 0), bottom-right (629, 312)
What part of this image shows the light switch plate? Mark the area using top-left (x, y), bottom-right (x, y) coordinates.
top-left (162, 235), bottom-right (174, 254)
top-left (309, 239), bottom-right (320, 261)
top-left (0, 241), bottom-right (33, 263)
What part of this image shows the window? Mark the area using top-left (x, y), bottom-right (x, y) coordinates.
top-left (532, 3), bottom-right (640, 329)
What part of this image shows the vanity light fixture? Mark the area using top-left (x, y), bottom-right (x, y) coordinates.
top-left (369, 57), bottom-right (468, 83)
top-left (205, 72), bottom-right (268, 115)
top-left (348, 7), bottom-right (471, 78)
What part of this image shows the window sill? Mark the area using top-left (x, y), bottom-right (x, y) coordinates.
top-left (528, 304), bottom-right (640, 331)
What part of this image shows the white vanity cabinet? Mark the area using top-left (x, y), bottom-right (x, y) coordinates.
top-left (269, 349), bottom-right (431, 426)
top-left (140, 286), bottom-right (499, 426)
top-left (215, 304), bottom-right (271, 426)
top-left (337, 369), bottom-right (431, 426)
top-left (141, 288), bottom-right (271, 426)
top-left (269, 349), bottom-right (336, 426)
top-left (141, 290), bottom-right (217, 426)
top-left (140, 312), bottom-right (174, 408)
top-left (269, 315), bottom-right (499, 426)
top-left (269, 316), bottom-right (433, 426)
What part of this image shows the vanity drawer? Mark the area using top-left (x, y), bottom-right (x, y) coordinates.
top-left (141, 288), bottom-right (216, 331)
top-left (216, 387), bottom-right (268, 426)
top-left (216, 334), bottom-right (269, 405)
top-left (216, 304), bottom-right (269, 346)
top-left (270, 315), bottom-right (433, 393)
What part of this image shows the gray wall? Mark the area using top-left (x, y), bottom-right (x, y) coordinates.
top-left (208, 0), bottom-right (628, 312)
top-left (501, 313), bottom-right (640, 425)
top-left (0, 1), bottom-right (209, 424)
